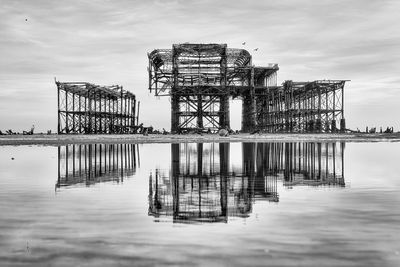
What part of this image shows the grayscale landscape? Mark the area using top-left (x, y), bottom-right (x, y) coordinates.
top-left (1, 0), bottom-right (399, 266)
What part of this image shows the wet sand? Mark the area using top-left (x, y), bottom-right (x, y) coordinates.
top-left (1, 132), bottom-right (400, 146)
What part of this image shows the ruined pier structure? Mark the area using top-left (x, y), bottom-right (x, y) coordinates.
top-left (56, 81), bottom-right (138, 134)
top-left (148, 43), bottom-right (346, 133)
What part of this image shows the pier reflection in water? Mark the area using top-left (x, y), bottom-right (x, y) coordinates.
top-left (149, 142), bottom-right (344, 223)
top-left (57, 143), bottom-right (139, 189)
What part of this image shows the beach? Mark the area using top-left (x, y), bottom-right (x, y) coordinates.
top-left (1, 132), bottom-right (400, 146)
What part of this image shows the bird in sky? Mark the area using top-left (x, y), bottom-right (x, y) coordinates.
top-left (25, 18), bottom-right (27, 21)
top-left (254, 48), bottom-right (259, 51)
top-left (242, 42), bottom-right (246, 45)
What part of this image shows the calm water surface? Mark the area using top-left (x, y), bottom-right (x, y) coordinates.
top-left (0, 142), bottom-right (399, 266)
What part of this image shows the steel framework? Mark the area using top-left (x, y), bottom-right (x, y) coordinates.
top-left (56, 81), bottom-right (137, 134)
top-left (256, 80), bottom-right (346, 132)
top-left (148, 43), bottom-right (278, 132)
top-left (148, 43), bottom-right (346, 133)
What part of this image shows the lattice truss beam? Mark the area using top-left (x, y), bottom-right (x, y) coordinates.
top-left (174, 95), bottom-right (228, 131)
top-left (148, 48), bottom-right (278, 95)
top-left (57, 81), bottom-right (137, 134)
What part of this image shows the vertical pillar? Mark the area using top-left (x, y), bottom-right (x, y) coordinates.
top-left (340, 118), bottom-right (346, 133)
top-left (133, 97), bottom-right (136, 127)
top-left (197, 95), bottom-right (203, 129)
top-left (99, 92), bottom-right (102, 133)
top-left (325, 87), bottom-right (329, 132)
top-left (85, 88), bottom-right (88, 134)
top-left (315, 119), bottom-right (322, 133)
top-left (325, 120), bottom-right (330, 133)
top-left (88, 86), bottom-right (92, 134)
top-left (65, 88), bottom-right (69, 133)
top-left (219, 95), bottom-right (230, 129)
top-left (119, 86), bottom-right (124, 133)
top-left (123, 96), bottom-right (126, 133)
top-left (317, 86), bottom-right (322, 133)
top-left (78, 94), bottom-right (82, 133)
top-left (290, 85), bottom-right (294, 132)
top-left (72, 93), bottom-right (75, 133)
top-left (57, 83), bottom-right (61, 134)
top-left (94, 90), bottom-right (97, 134)
top-left (171, 45), bottom-right (179, 133)
top-left (255, 96), bottom-right (265, 130)
top-left (332, 86), bottom-right (336, 133)
top-left (127, 97), bottom-right (131, 133)
top-left (219, 44), bottom-right (229, 130)
top-left (136, 101), bottom-right (140, 126)
top-left (340, 83), bottom-right (346, 133)
top-left (331, 119), bottom-right (337, 132)
top-left (242, 67), bottom-right (256, 132)
top-left (292, 88), bottom-right (303, 132)
top-left (108, 97), bottom-right (111, 134)
top-left (112, 99), bottom-right (115, 134)
top-left (171, 95), bottom-right (180, 133)
top-left (242, 93), bottom-right (255, 132)
top-left (129, 97), bottom-right (133, 132)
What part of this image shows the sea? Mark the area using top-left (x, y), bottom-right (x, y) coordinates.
top-left (0, 141), bottom-right (399, 266)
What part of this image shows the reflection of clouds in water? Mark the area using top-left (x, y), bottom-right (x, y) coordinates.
top-left (2, 142), bottom-right (400, 266)
top-left (149, 142), bottom-right (345, 223)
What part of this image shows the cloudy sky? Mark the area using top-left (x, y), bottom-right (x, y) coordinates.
top-left (0, 0), bottom-right (399, 132)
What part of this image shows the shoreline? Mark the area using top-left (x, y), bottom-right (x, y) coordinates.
top-left (1, 133), bottom-right (400, 146)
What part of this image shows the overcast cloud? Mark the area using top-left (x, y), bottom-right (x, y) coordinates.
top-left (0, 0), bottom-right (399, 132)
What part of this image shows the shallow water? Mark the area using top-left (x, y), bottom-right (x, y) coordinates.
top-left (0, 142), bottom-right (399, 266)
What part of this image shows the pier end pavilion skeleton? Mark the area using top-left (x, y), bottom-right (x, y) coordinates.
top-left (148, 43), bottom-right (346, 133)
